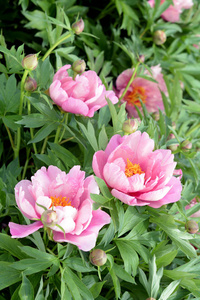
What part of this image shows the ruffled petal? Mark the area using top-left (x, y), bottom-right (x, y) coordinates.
top-left (9, 221), bottom-right (43, 238)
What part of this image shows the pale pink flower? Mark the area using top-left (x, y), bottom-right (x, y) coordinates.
top-left (49, 64), bottom-right (118, 117)
top-left (115, 64), bottom-right (167, 117)
top-left (185, 198), bottom-right (200, 218)
top-left (92, 131), bottom-right (182, 208)
top-left (9, 166), bottom-right (110, 251)
top-left (148, 0), bottom-right (193, 22)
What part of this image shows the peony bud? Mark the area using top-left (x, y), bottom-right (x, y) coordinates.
top-left (167, 143), bottom-right (179, 152)
top-left (122, 119), bottom-right (139, 134)
top-left (138, 55), bottom-right (145, 63)
top-left (41, 210), bottom-right (58, 227)
top-left (89, 249), bottom-right (107, 266)
top-left (153, 30), bottom-right (166, 45)
top-left (152, 111), bottom-right (160, 121)
top-left (22, 54), bottom-right (38, 70)
top-left (24, 77), bottom-right (37, 92)
top-left (181, 140), bottom-right (192, 150)
top-left (185, 220), bottom-right (199, 234)
top-left (72, 60), bottom-right (86, 74)
top-left (146, 298), bottom-right (156, 300)
top-left (72, 18), bottom-right (84, 35)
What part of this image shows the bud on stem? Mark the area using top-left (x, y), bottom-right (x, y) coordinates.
top-left (72, 18), bottom-right (84, 35)
top-left (89, 249), bottom-right (107, 266)
top-left (22, 54), bottom-right (38, 70)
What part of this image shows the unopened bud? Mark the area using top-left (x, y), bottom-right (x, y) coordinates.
top-left (89, 249), bottom-right (107, 266)
top-left (153, 30), bottom-right (166, 45)
top-left (22, 54), bottom-right (38, 70)
top-left (167, 143), bottom-right (179, 151)
top-left (152, 111), bottom-right (160, 121)
top-left (138, 55), bottom-right (145, 63)
top-left (72, 18), bottom-right (84, 35)
top-left (122, 119), bottom-right (139, 134)
top-left (146, 298), bottom-right (156, 300)
top-left (181, 140), bottom-right (192, 150)
top-left (72, 60), bottom-right (86, 74)
top-left (41, 210), bottom-right (58, 227)
top-left (24, 77), bottom-right (37, 92)
top-left (185, 220), bottom-right (199, 234)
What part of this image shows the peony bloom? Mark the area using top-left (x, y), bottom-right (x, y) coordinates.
top-left (92, 131), bottom-right (182, 208)
top-left (49, 64), bottom-right (118, 117)
top-left (115, 64), bottom-right (167, 117)
top-left (148, 0), bottom-right (193, 23)
top-left (9, 166), bottom-right (110, 251)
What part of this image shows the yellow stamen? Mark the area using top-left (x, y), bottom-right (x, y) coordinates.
top-left (50, 196), bottom-right (72, 207)
top-left (125, 86), bottom-right (147, 107)
top-left (125, 159), bottom-right (144, 178)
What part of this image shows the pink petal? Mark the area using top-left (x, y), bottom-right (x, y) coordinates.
top-left (35, 196), bottom-right (52, 216)
top-left (92, 150), bottom-right (108, 179)
top-left (61, 97), bottom-right (89, 116)
top-left (111, 189), bottom-right (148, 206)
top-left (9, 221), bottom-right (43, 238)
top-left (49, 80), bottom-right (68, 106)
top-left (103, 162), bottom-right (129, 192)
top-left (53, 64), bottom-right (71, 81)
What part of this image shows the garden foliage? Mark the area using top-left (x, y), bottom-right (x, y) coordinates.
top-left (0, 0), bottom-right (200, 299)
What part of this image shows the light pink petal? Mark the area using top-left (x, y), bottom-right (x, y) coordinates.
top-left (15, 182), bottom-right (39, 219)
top-left (53, 206), bottom-right (77, 233)
top-left (128, 173), bottom-right (145, 192)
top-left (136, 185), bottom-right (171, 201)
top-left (161, 5), bottom-right (180, 22)
top-left (111, 189), bottom-right (149, 206)
top-left (116, 68), bottom-right (135, 90)
top-left (53, 209), bottom-right (110, 251)
top-left (49, 80), bottom-right (68, 106)
top-left (82, 71), bottom-right (99, 98)
top-left (80, 175), bottom-right (99, 205)
top-left (87, 105), bottom-right (102, 117)
top-left (61, 97), bottom-right (89, 116)
top-left (72, 199), bottom-right (93, 235)
top-left (9, 221), bottom-right (43, 238)
top-left (71, 76), bottom-right (90, 100)
top-left (92, 150), bottom-right (109, 179)
top-left (103, 162), bottom-right (129, 192)
top-left (35, 196), bottom-right (52, 216)
top-left (53, 64), bottom-right (71, 81)
top-left (148, 176), bottom-right (182, 208)
top-left (105, 134), bottom-right (127, 156)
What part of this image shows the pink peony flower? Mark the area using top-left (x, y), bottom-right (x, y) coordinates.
top-left (9, 165), bottom-right (110, 251)
top-left (92, 131), bottom-right (182, 208)
top-left (185, 198), bottom-right (200, 218)
top-left (49, 64), bottom-right (118, 117)
top-left (115, 64), bottom-right (167, 117)
top-left (148, 0), bottom-right (193, 22)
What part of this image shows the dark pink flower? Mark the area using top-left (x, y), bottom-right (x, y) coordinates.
top-left (9, 166), bottom-right (110, 251)
top-left (115, 65), bottom-right (167, 117)
top-left (92, 131), bottom-right (182, 208)
top-left (49, 65), bottom-right (118, 117)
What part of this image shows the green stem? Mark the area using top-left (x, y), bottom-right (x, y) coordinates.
top-left (41, 136), bottom-right (49, 154)
top-left (4, 124), bottom-right (15, 151)
top-left (174, 219), bottom-right (186, 225)
top-left (42, 32), bottom-right (72, 61)
top-left (27, 99), bottom-right (37, 154)
top-left (54, 124), bottom-right (62, 144)
top-left (22, 148), bottom-right (31, 180)
top-left (186, 123), bottom-right (200, 137)
top-left (14, 69), bottom-right (29, 159)
top-left (58, 113), bottom-right (68, 143)
top-left (119, 62), bottom-right (140, 103)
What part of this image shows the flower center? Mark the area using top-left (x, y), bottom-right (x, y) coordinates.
top-left (124, 86), bottom-right (147, 107)
top-left (50, 196), bottom-right (72, 207)
top-left (125, 159), bottom-right (144, 177)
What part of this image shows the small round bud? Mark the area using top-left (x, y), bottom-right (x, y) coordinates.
top-left (22, 54), bottom-right (38, 70)
top-left (72, 18), bottom-right (84, 35)
top-left (146, 298), bottom-right (156, 300)
top-left (185, 220), bottom-right (199, 234)
top-left (167, 143), bottom-right (179, 151)
top-left (89, 249), bottom-right (107, 266)
top-left (24, 77), bottom-right (37, 92)
top-left (41, 210), bottom-right (58, 227)
top-left (153, 30), bottom-right (166, 45)
top-left (72, 60), bottom-right (86, 74)
top-left (138, 55), bottom-right (145, 63)
top-left (152, 111), bottom-right (160, 121)
top-left (181, 140), bottom-right (192, 150)
top-left (122, 119), bottom-right (139, 134)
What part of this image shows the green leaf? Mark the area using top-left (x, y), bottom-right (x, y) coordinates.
top-left (113, 263), bottom-right (135, 284)
top-left (98, 125), bottom-right (108, 150)
top-left (90, 281), bottom-right (106, 299)
top-left (19, 274), bottom-right (34, 300)
top-left (93, 176), bottom-right (113, 199)
top-left (17, 114), bottom-right (50, 128)
top-left (28, 123), bottom-right (57, 144)
top-left (77, 120), bottom-right (99, 152)
top-left (158, 280), bottom-right (180, 300)
top-left (0, 262), bottom-right (21, 290)
top-left (0, 233), bottom-right (27, 259)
